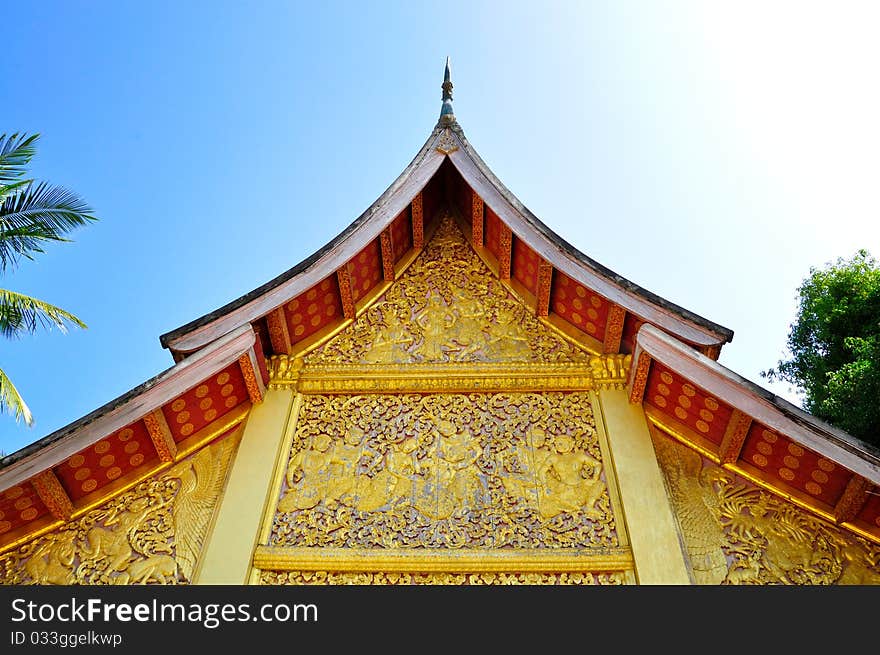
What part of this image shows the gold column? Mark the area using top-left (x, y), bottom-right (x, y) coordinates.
top-left (195, 387), bottom-right (295, 584)
top-left (597, 388), bottom-right (690, 584)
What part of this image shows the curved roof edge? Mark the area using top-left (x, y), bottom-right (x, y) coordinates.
top-left (632, 323), bottom-right (880, 483)
top-left (445, 122), bottom-right (733, 347)
top-left (159, 126), bottom-right (447, 355)
top-left (160, 116), bottom-right (733, 358)
top-left (0, 324), bottom-right (256, 490)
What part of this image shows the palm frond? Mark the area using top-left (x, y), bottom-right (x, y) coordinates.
top-left (0, 133), bottom-right (39, 185)
top-left (0, 179), bottom-right (33, 201)
top-left (0, 366), bottom-right (33, 425)
top-left (0, 289), bottom-right (87, 338)
top-left (0, 181), bottom-right (97, 271)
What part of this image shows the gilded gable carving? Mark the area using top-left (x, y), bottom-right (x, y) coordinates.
top-left (270, 392), bottom-right (618, 550)
top-left (0, 434), bottom-right (238, 585)
top-left (653, 431), bottom-right (880, 585)
top-left (260, 570), bottom-right (628, 585)
top-left (306, 214), bottom-right (590, 365)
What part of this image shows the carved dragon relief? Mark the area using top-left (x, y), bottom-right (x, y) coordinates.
top-left (269, 392), bottom-right (618, 551)
top-left (306, 213), bottom-right (592, 366)
top-left (652, 431), bottom-right (880, 585)
top-left (0, 434), bottom-right (238, 585)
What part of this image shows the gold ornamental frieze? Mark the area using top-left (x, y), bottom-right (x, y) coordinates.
top-left (259, 570), bottom-right (631, 585)
top-left (253, 546), bottom-right (632, 571)
top-left (652, 430), bottom-right (880, 585)
top-left (267, 392), bottom-right (622, 552)
top-left (0, 434), bottom-right (239, 585)
top-left (268, 355), bottom-right (631, 394)
top-left (306, 214), bottom-right (592, 366)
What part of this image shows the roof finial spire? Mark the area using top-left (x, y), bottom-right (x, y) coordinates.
top-left (439, 56), bottom-right (455, 124)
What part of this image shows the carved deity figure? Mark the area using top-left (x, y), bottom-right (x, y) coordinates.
top-left (436, 419), bottom-right (482, 510)
top-left (499, 432), bottom-right (540, 506)
top-left (415, 294), bottom-right (457, 360)
top-left (24, 531), bottom-right (77, 585)
top-left (450, 290), bottom-right (488, 359)
top-left (326, 426), bottom-right (365, 500)
top-left (486, 304), bottom-right (530, 358)
top-left (356, 436), bottom-right (420, 512)
top-left (362, 314), bottom-right (413, 363)
top-left (413, 418), bottom-right (482, 520)
top-left (279, 434), bottom-right (335, 512)
top-left (533, 431), bottom-right (604, 519)
top-left (80, 497), bottom-right (156, 575)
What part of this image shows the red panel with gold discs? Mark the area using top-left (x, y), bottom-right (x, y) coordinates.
top-left (550, 270), bottom-right (611, 342)
top-left (161, 362), bottom-right (249, 443)
top-left (739, 422), bottom-right (852, 507)
top-left (484, 206), bottom-right (501, 260)
top-left (54, 421), bottom-right (160, 502)
top-left (645, 362), bottom-right (733, 446)
top-left (349, 239), bottom-right (383, 303)
top-left (389, 207), bottom-right (412, 262)
top-left (284, 275), bottom-right (344, 344)
top-left (0, 483), bottom-right (50, 537)
top-left (511, 238), bottom-right (539, 296)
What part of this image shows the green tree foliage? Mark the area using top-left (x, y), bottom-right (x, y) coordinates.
top-left (764, 249), bottom-right (880, 447)
top-left (0, 133), bottom-right (97, 426)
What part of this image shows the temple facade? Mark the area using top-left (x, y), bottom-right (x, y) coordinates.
top-left (1, 63), bottom-right (878, 585)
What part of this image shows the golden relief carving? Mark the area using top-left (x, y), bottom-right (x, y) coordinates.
top-left (268, 356), bottom-right (630, 394)
top-left (307, 214), bottom-right (590, 365)
top-left (259, 570), bottom-right (629, 585)
top-left (435, 128), bottom-right (459, 155)
top-left (270, 392), bottom-right (618, 550)
top-left (0, 435), bottom-right (238, 585)
top-left (653, 432), bottom-right (880, 585)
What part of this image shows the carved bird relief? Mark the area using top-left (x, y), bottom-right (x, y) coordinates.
top-left (653, 434), bottom-right (730, 584)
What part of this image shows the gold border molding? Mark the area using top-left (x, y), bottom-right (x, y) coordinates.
top-left (253, 545), bottom-right (633, 573)
top-left (267, 354), bottom-right (631, 393)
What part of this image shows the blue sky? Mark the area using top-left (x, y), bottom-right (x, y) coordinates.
top-left (2, 1), bottom-right (878, 454)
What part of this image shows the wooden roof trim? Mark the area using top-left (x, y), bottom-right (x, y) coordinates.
top-left (634, 323), bottom-right (880, 484)
top-left (445, 124), bottom-right (733, 349)
top-left (160, 129), bottom-right (447, 356)
top-left (0, 324), bottom-right (257, 493)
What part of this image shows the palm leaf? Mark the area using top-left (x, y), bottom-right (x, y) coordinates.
top-left (0, 133), bottom-right (38, 185)
top-left (0, 180), bottom-right (33, 201)
top-left (0, 289), bottom-right (87, 338)
top-left (0, 181), bottom-right (96, 271)
top-left (0, 366), bottom-right (33, 425)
